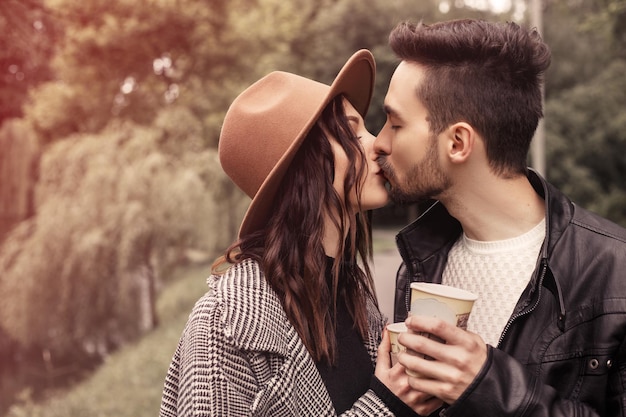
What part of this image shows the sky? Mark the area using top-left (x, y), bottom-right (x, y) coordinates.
top-left (439, 0), bottom-right (527, 21)
top-left (468, 0), bottom-right (512, 13)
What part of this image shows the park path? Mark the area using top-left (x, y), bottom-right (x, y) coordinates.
top-left (371, 228), bottom-right (402, 322)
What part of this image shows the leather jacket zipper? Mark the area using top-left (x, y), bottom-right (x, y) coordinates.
top-left (496, 258), bottom-right (548, 348)
top-left (405, 277), bottom-right (411, 316)
top-left (396, 234), bottom-right (417, 318)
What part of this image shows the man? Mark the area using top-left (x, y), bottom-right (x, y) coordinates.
top-left (375, 19), bottom-right (626, 416)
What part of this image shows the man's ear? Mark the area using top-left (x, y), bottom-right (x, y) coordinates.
top-left (445, 122), bottom-right (475, 164)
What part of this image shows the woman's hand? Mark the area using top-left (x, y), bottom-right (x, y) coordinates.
top-left (375, 326), bottom-right (444, 416)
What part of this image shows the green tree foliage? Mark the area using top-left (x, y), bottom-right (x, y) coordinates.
top-left (283, 0), bottom-right (435, 132)
top-left (27, 0), bottom-right (200, 142)
top-left (0, 0), bottom-right (57, 123)
top-left (542, 0), bottom-right (626, 226)
top-left (0, 119), bottom-right (40, 242)
top-left (545, 60), bottom-right (626, 225)
top-left (575, 0), bottom-right (626, 58)
top-left (1, 0), bottom-right (323, 374)
top-left (24, 0), bottom-right (279, 146)
top-left (542, 1), bottom-right (613, 97)
top-left (0, 111), bottom-right (245, 357)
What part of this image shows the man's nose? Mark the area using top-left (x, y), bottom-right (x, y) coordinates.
top-left (374, 124), bottom-right (391, 155)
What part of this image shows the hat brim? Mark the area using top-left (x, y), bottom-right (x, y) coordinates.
top-left (237, 50), bottom-right (376, 238)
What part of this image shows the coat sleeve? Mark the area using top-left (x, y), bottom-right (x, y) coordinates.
top-left (159, 294), bottom-right (259, 417)
top-left (442, 346), bottom-right (607, 417)
top-left (160, 279), bottom-right (405, 417)
top-left (339, 389), bottom-right (398, 417)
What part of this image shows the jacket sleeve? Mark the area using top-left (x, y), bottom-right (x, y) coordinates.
top-left (442, 346), bottom-right (605, 417)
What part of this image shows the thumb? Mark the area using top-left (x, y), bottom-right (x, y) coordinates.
top-left (376, 326), bottom-right (392, 372)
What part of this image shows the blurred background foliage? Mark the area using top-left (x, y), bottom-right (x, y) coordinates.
top-left (0, 0), bottom-right (625, 415)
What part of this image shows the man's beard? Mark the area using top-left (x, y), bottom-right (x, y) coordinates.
top-left (378, 138), bottom-right (451, 205)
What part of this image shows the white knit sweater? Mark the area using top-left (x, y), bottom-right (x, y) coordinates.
top-left (442, 219), bottom-right (546, 347)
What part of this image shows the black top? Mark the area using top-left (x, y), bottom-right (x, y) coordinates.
top-left (315, 256), bottom-right (373, 414)
top-left (315, 256), bottom-right (420, 417)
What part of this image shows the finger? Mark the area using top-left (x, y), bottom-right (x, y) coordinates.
top-left (405, 315), bottom-right (462, 345)
top-left (397, 348), bottom-right (443, 381)
top-left (376, 327), bottom-right (392, 371)
top-left (400, 341), bottom-right (486, 405)
top-left (399, 334), bottom-right (472, 384)
top-left (401, 320), bottom-right (487, 380)
top-left (399, 330), bottom-right (451, 364)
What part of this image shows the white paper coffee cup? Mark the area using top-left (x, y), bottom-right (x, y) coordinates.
top-left (387, 322), bottom-right (407, 366)
top-left (406, 282), bottom-right (478, 377)
top-left (409, 282), bottom-right (477, 329)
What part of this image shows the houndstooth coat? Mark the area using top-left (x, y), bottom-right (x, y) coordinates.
top-left (159, 258), bottom-right (394, 417)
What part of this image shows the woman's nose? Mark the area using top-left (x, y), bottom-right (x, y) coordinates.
top-left (373, 123), bottom-right (391, 156)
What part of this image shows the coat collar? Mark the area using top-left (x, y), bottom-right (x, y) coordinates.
top-left (214, 259), bottom-right (296, 355)
top-left (214, 258), bottom-right (383, 362)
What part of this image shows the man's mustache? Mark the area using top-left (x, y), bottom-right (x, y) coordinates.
top-left (376, 155), bottom-right (393, 179)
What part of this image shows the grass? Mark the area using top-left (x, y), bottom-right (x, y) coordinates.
top-left (5, 229), bottom-right (398, 417)
top-left (6, 263), bottom-right (210, 417)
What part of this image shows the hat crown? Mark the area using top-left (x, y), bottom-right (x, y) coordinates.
top-left (219, 72), bottom-right (330, 199)
top-left (217, 49), bottom-right (375, 237)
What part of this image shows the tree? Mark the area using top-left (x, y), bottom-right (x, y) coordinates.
top-left (0, 119), bottom-right (40, 243)
top-left (542, 0), bottom-right (626, 226)
top-left (545, 60), bottom-right (626, 226)
top-left (0, 113), bottom-right (247, 360)
top-left (0, 0), bottom-right (262, 381)
top-left (541, 0), bottom-right (614, 98)
top-left (25, 0), bottom-right (234, 143)
top-left (0, 0), bottom-right (57, 124)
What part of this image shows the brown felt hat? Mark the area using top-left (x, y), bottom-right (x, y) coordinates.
top-left (218, 49), bottom-right (376, 238)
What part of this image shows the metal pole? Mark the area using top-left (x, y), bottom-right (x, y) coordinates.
top-left (530, 0), bottom-right (546, 177)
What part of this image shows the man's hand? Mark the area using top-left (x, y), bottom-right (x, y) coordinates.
top-left (397, 315), bottom-right (488, 405)
top-left (375, 326), bottom-right (444, 415)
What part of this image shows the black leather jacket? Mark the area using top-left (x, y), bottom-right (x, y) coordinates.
top-left (393, 170), bottom-right (626, 417)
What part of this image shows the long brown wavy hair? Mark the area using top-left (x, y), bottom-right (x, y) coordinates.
top-left (213, 94), bottom-right (378, 365)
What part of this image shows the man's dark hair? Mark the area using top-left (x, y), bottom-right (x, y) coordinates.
top-left (390, 19), bottom-right (551, 176)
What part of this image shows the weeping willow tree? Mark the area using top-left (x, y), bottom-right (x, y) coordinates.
top-left (0, 119), bottom-right (40, 243)
top-left (0, 0), bottom-right (303, 365)
top-left (0, 110), bottom-right (247, 362)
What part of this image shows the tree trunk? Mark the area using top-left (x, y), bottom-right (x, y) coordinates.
top-left (0, 120), bottom-right (39, 244)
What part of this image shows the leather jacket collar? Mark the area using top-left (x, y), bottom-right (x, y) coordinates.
top-left (393, 169), bottom-right (568, 330)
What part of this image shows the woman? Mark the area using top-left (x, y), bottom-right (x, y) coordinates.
top-left (159, 50), bottom-right (419, 416)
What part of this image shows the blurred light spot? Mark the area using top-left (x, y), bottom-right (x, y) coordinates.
top-left (458, 0), bottom-right (513, 13)
top-left (153, 53), bottom-right (173, 76)
top-left (439, 1), bottom-right (451, 13)
top-left (164, 83), bottom-right (179, 103)
top-left (33, 20), bottom-right (44, 31)
top-left (121, 76), bottom-right (136, 94)
top-left (512, 0), bottom-right (525, 20)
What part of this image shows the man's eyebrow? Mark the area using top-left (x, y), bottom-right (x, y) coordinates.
top-left (383, 104), bottom-right (401, 119)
